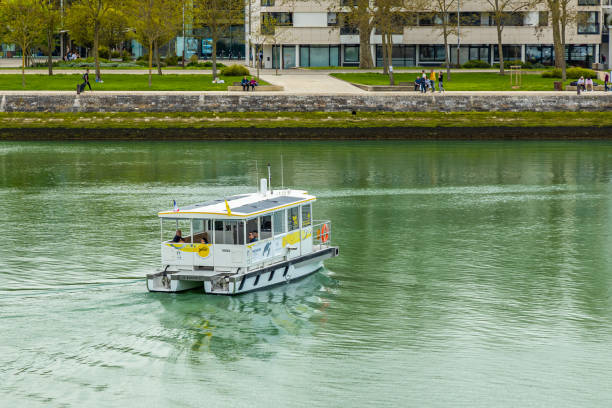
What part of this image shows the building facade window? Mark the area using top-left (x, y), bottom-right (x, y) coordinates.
top-left (491, 12), bottom-right (524, 26)
top-left (299, 45), bottom-right (340, 67)
top-left (376, 45), bottom-right (416, 67)
top-left (526, 45), bottom-right (554, 65)
top-left (418, 13), bottom-right (443, 26)
top-left (538, 11), bottom-right (548, 26)
top-left (577, 11), bottom-right (599, 34)
top-left (449, 12), bottom-right (481, 26)
top-left (493, 45), bottom-right (521, 61)
top-left (261, 0), bottom-right (274, 5)
top-left (578, 0), bottom-right (599, 5)
top-left (343, 45), bottom-right (360, 66)
top-left (419, 45), bottom-right (445, 63)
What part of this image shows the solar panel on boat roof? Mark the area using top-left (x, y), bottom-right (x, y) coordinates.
top-left (178, 194), bottom-right (249, 211)
top-left (231, 196), bottom-right (303, 214)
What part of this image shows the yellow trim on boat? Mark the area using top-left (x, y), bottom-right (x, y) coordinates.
top-left (158, 197), bottom-right (315, 217)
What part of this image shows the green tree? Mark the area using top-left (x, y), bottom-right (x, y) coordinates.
top-left (193, 0), bottom-right (244, 80)
top-left (125, 0), bottom-right (182, 86)
top-left (39, 0), bottom-right (62, 76)
top-left (340, 0), bottom-right (375, 69)
top-left (67, 0), bottom-right (121, 81)
top-left (0, 0), bottom-right (45, 87)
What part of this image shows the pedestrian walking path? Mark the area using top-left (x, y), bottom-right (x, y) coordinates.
top-left (259, 73), bottom-right (366, 94)
top-left (0, 69), bottom-right (215, 75)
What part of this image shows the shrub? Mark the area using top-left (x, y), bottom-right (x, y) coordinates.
top-left (541, 68), bottom-right (560, 78)
top-left (165, 54), bottom-right (178, 66)
top-left (567, 67), bottom-right (597, 79)
top-left (540, 67), bottom-right (597, 79)
top-left (220, 64), bottom-right (250, 76)
top-left (202, 60), bottom-right (226, 68)
top-left (189, 54), bottom-right (199, 64)
top-left (111, 50), bottom-right (120, 59)
top-left (122, 50), bottom-right (131, 62)
top-left (98, 46), bottom-right (110, 60)
top-left (461, 60), bottom-right (490, 68)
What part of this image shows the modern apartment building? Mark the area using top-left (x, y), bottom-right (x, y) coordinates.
top-left (245, 0), bottom-right (612, 69)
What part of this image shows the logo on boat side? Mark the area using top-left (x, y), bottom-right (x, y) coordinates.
top-left (165, 243), bottom-right (211, 258)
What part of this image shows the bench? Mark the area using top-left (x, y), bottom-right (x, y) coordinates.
top-left (565, 85), bottom-right (605, 91)
top-left (227, 85), bottom-right (284, 92)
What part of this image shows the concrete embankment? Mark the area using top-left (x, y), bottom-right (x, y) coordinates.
top-left (0, 92), bottom-right (611, 113)
top-left (2, 126), bottom-right (612, 140)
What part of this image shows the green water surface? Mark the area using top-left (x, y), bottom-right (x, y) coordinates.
top-left (1, 141), bottom-right (611, 407)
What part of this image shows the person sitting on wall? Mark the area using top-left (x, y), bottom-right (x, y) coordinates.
top-left (173, 229), bottom-right (185, 243)
top-left (585, 77), bottom-right (593, 92)
top-left (577, 76), bottom-right (585, 92)
top-left (241, 76), bottom-right (249, 91)
top-left (249, 78), bottom-right (258, 91)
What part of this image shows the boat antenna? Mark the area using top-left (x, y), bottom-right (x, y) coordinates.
top-left (281, 154), bottom-right (284, 190)
top-left (267, 162), bottom-right (271, 192)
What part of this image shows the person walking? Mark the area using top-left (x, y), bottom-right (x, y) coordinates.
top-left (605, 73), bottom-right (610, 92)
top-left (438, 71), bottom-right (445, 93)
top-left (420, 70), bottom-right (427, 93)
top-left (77, 68), bottom-right (92, 94)
top-left (429, 70), bottom-right (436, 93)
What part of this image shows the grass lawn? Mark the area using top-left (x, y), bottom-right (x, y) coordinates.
top-left (1, 111), bottom-right (611, 130)
top-left (0, 74), bottom-right (266, 91)
top-left (331, 72), bottom-right (569, 91)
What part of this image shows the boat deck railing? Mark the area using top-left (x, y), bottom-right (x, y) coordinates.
top-left (312, 220), bottom-right (332, 247)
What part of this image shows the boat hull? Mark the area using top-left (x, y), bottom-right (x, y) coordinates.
top-left (147, 246), bottom-right (339, 295)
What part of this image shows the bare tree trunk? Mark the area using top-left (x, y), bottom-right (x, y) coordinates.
top-left (560, 12), bottom-right (567, 81)
top-left (256, 45), bottom-right (260, 79)
top-left (94, 20), bottom-right (101, 81)
top-left (496, 25), bottom-right (504, 75)
top-left (386, 33), bottom-right (394, 85)
top-left (212, 32), bottom-right (218, 80)
top-left (47, 27), bottom-right (53, 76)
top-left (444, 27), bottom-right (451, 81)
top-left (21, 44), bottom-right (26, 88)
top-left (148, 41), bottom-right (153, 87)
top-left (155, 40), bottom-right (162, 75)
top-left (381, 33), bottom-right (388, 75)
top-left (359, 27), bottom-right (373, 68)
top-left (550, 5), bottom-right (566, 81)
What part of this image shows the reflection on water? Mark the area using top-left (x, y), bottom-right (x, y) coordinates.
top-left (1, 141), bottom-right (612, 407)
top-left (153, 271), bottom-right (338, 362)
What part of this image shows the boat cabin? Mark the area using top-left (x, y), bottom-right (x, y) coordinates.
top-left (158, 187), bottom-right (331, 273)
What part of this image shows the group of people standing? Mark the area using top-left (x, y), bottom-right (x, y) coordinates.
top-left (416, 70), bottom-right (444, 93)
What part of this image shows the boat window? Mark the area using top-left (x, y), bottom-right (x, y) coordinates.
top-left (273, 210), bottom-right (285, 235)
top-left (301, 204), bottom-right (311, 227)
top-left (161, 218), bottom-right (192, 243)
top-left (193, 219), bottom-right (212, 244)
top-left (215, 220), bottom-right (245, 245)
top-left (287, 206), bottom-right (299, 231)
top-left (246, 218), bottom-right (258, 241)
top-left (215, 220), bottom-right (224, 244)
top-left (260, 215), bottom-right (272, 239)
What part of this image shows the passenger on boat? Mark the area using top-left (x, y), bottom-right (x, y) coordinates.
top-left (248, 231), bottom-right (258, 243)
top-left (200, 232), bottom-right (209, 244)
top-left (172, 229), bottom-right (185, 243)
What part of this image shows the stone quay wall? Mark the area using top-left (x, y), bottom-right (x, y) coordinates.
top-left (0, 92), bottom-right (610, 113)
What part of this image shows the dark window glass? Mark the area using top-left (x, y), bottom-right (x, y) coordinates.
top-left (577, 11), bottom-right (599, 34)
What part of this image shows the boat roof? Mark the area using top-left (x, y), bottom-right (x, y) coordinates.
top-left (158, 189), bottom-right (315, 219)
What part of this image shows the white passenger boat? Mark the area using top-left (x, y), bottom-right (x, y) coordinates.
top-left (147, 176), bottom-right (338, 295)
